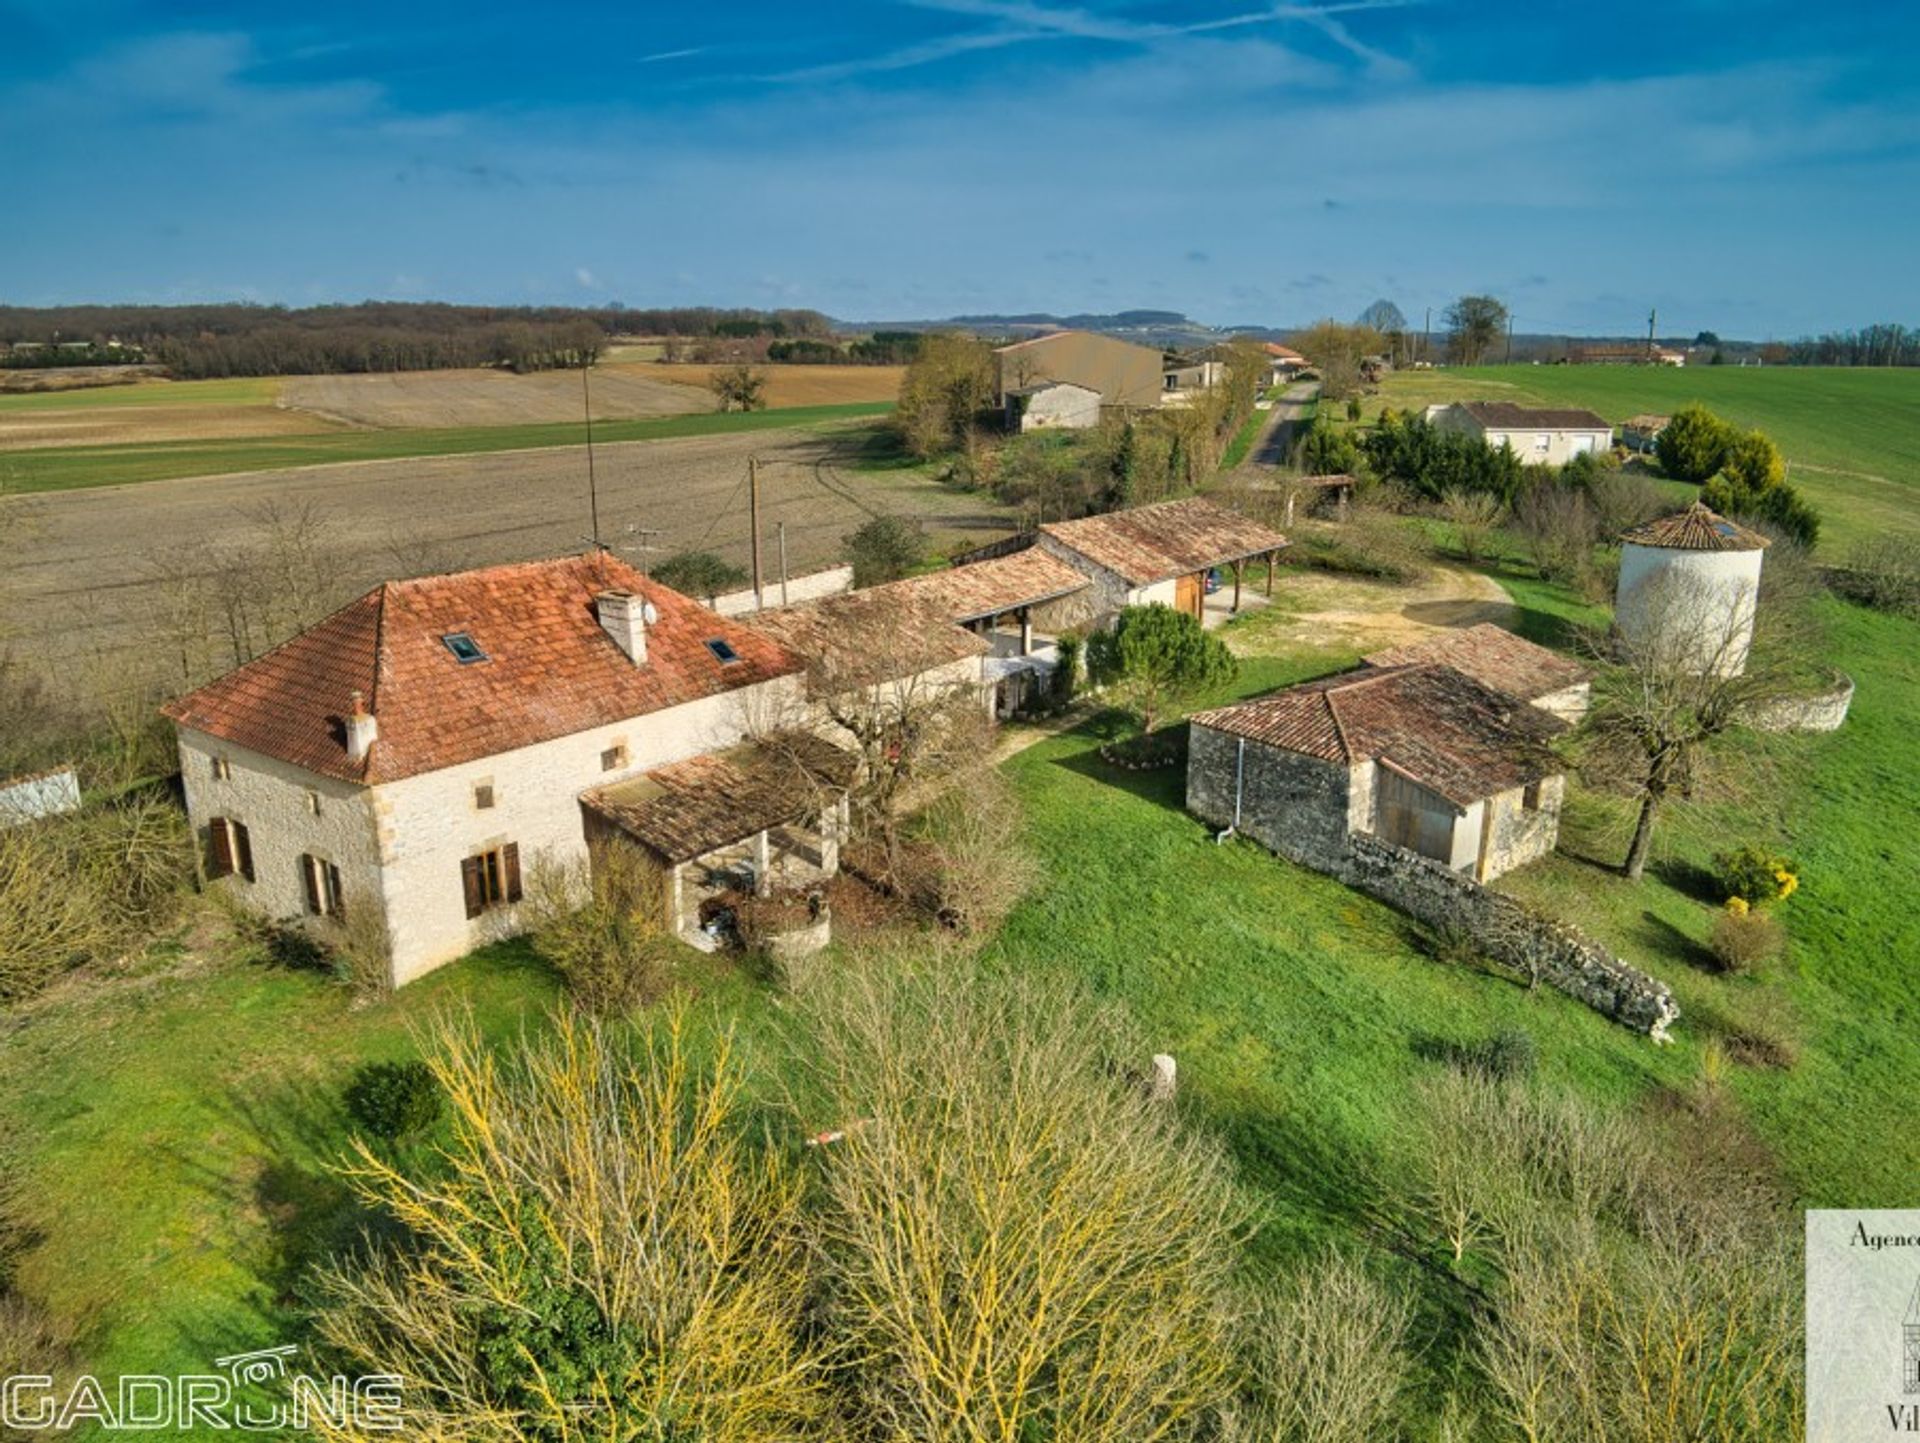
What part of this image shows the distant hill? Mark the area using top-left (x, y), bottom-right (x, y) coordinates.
top-left (841, 309), bottom-right (1288, 350)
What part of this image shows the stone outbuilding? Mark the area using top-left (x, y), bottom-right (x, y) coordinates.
top-left (1005, 380), bottom-right (1103, 432)
top-left (1033, 496), bottom-right (1290, 623)
top-left (1616, 502), bottom-right (1768, 676)
top-left (1362, 623), bottom-right (1593, 724)
top-left (1187, 662), bottom-right (1569, 883)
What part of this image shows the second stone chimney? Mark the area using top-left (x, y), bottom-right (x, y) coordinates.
top-left (344, 690), bottom-right (378, 764)
top-left (596, 590), bottom-right (652, 664)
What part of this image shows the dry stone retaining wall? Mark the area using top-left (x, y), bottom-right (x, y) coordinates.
top-left (1339, 833), bottom-right (1679, 1040)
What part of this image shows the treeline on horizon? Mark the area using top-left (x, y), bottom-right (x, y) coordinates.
top-left (0, 301), bottom-right (844, 379)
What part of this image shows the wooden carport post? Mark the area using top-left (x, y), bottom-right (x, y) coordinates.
top-left (1231, 561), bottom-right (1243, 613)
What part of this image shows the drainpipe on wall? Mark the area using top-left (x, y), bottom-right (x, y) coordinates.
top-left (1215, 736), bottom-right (1245, 844)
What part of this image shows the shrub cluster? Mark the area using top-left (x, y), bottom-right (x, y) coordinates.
top-left (1716, 846), bottom-right (1800, 907)
top-left (343, 1060), bottom-right (443, 1142)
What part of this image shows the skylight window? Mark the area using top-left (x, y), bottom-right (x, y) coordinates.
top-left (442, 632), bottom-right (488, 664)
top-left (704, 638), bottom-right (741, 665)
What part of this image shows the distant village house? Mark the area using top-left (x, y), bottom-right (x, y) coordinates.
top-left (1425, 401), bottom-right (1614, 466)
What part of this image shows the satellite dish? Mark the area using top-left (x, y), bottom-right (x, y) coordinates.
top-left (642, 601), bottom-right (658, 625)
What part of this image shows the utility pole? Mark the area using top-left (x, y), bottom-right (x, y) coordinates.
top-left (1647, 307), bottom-right (1657, 360)
top-left (1505, 312), bottom-right (1514, 364)
top-left (1423, 307), bottom-right (1431, 365)
top-left (582, 359), bottom-right (600, 547)
top-left (776, 521), bottom-right (790, 606)
top-left (748, 456), bottom-right (764, 610)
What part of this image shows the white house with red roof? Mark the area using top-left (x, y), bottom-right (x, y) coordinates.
top-left (163, 553), bottom-right (816, 985)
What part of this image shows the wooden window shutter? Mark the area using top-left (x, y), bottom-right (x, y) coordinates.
top-left (461, 856), bottom-right (486, 919)
top-left (327, 863), bottom-right (345, 921)
top-left (301, 854), bottom-right (322, 915)
top-left (503, 843), bottom-right (523, 904)
top-left (234, 822), bottom-right (255, 882)
top-left (208, 818), bottom-right (234, 879)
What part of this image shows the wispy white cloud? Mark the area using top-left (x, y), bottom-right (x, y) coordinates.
top-left (638, 47), bottom-right (708, 63)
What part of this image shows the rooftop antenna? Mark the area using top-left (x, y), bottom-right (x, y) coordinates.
top-left (583, 355), bottom-right (601, 548)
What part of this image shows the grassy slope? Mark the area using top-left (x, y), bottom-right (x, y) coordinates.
top-left (0, 944), bottom-right (560, 1388)
top-left (1378, 366), bottom-right (1920, 549)
top-left (1, 402), bottom-right (894, 493)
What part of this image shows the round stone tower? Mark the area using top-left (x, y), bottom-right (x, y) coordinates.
top-left (1615, 502), bottom-right (1768, 676)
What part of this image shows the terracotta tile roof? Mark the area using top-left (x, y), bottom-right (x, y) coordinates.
top-left (1040, 497), bottom-right (1288, 586)
top-left (1620, 501), bottom-right (1769, 552)
top-left (1191, 663), bottom-right (1563, 806)
top-left (919, 549), bottom-right (1089, 621)
top-left (582, 734), bottom-right (856, 864)
top-left (1362, 624), bottom-right (1590, 704)
top-left (1455, 401), bottom-right (1612, 431)
top-left (753, 581), bottom-right (988, 687)
top-left (161, 553), bottom-right (803, 784)
top-left (1263, 342), bottom-right (1305, 360)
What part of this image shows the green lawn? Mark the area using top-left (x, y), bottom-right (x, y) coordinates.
top-left (1375, 365), bottom-right (1920, 550)
top-left (1, 402), bottom-right (894, 493)
top-left (4, 562), bottom-right (1914, 1434)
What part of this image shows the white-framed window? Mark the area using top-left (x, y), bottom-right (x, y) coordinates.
top-left (1533, 433), bottom-right (1551, 452)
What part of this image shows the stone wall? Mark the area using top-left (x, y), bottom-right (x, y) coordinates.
top-left (711, 565), bottom-right (854, 617)
top-left (1744, 672), bottom-right (1853, 734)
top-left (1339, 833), bottom-right (1678, 1040)
top-left (0, 766), bottom-right (81, 827)
top-left (1481, 776), bottom-right (1563, 879)
top-left (1187, 723), bottom-right (1355, 873)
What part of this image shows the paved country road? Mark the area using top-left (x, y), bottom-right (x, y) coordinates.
top-left (1248, 379), bottom-right (1321, 468)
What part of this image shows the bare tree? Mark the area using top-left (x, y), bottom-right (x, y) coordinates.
top-left (1580, 564), bottom-right (1817, 880)
top-left (897, 769), bottom-right (1037, 935)
top-left (791, 951), bottom-right (1248, 1443)
top-left (752, 597), bottom-right (994, 880)
top-left (309, 1009), bottom-right (827, 1441)
top-left (1440, 487), bottom-right (1503, 564)
top-left (1239, 1251), bottom-right (1416, 1443)
top-left (1292, 320), bottom-right (1384, 400)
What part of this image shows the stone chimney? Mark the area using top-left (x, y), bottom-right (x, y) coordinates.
top-left (344, 690), bottom-right (378, 763)
top-left (596, 590), bottom-right (652, 664)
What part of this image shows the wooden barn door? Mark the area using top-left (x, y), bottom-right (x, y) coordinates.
top-left (1175, 572), bottom-right (1203, 619)
top-left (1375, 769), bottom-right (1455, 864)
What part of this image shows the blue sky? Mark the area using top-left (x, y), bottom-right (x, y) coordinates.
top-left (2, 1), bottom-right (1917, 336)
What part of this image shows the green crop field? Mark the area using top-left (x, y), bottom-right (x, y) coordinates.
top-left (0, 376), bottom-right (284, 411)
top-left (0, 401), bottom-right (895, 493)
top-left (1375, 365), bottom-right (1920, 549)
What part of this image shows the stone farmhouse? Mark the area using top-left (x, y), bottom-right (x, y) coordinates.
top-left (1186, 631), bottom-right (1582, 884)
top-left (163, 553), bottom-right (922, 987)
top-left (1425, 400), bottom-right (1614, 466)
top-left (994, 330), bottom-right (1165, 430)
